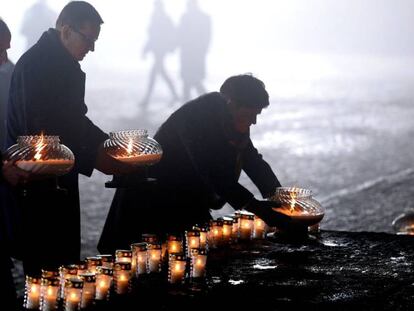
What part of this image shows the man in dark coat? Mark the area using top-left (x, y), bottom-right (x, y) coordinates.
top-left (6, 1), bottom-right (130, 275)
top-left (99, 74), bottom-right (285, 253)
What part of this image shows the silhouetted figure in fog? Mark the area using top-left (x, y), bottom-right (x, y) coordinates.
top-left (178, 0), bottom-right (211, 102)
top-left (21, 0), bottom-right (56, 50)
top-left (141, 0), bottom-right (178, 107)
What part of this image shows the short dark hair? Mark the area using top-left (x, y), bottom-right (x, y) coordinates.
top-left (220, 74), bottom-right (270, 109)
top-left (0, 19), bottom-right (11, 38)
top-left (56, 1), bottom-right (103, 29)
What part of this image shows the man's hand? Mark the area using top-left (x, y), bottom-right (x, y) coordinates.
top-left (2, 160), bottom-right (30, 186)
top-left (245, 198), bottom-right (291, 228)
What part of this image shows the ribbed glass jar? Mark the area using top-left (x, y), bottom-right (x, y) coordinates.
top-left (392, 210), bottom-right (414, 235)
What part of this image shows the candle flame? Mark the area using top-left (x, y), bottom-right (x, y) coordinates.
top-left (191, 239), bottom-right (196, 246)
top-left (174, 263), bottom-right (181, 272)
top-left (31, 284), bottom-right (38, 293)
top-left (171, 244), bottom-right (177, 251)
top-left (223, 227), bottom-right (228, 235)
top-left (214, 229), bottom-right (219, 235)
top-left (34, 134), bottom-right (46, 161)
top-left (47, 287), bottom-right (53, 296)
top-left (119, 274), bottom-right (127, 281)
top-left (196, 259), bottom-right (203, 266)
top-left (99, 280), bottom-right (107, 288)
top-left (70, 292), bottom-right (77, 300)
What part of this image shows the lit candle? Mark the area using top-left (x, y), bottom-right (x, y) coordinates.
top-left (113, 262), bottom-right (132, 295)
top-left (115, 249), bottom-right (132, 263)
top-left (239, 212), bottom-right (254, 240)
top-left (63, 278), bottom-right (83, 311)
top-left (167, 235), bottom-right (183, 255)
top-left (253, 215), bottom-right (267, 239)
top-left (78, 273), bottom-right (96, 309)
top-left (24, 276), bottom-right (40, 309)
top-left (168, 253), bottom-right (186, 284)
top-left (85, 256), bottom-right (102, 274)
top-left (193, 225), bottom-right (209, 250)
top-left (131, 242), bottom-right (148, 276)
top-left (209, 219), bottom-right (223, 248)
top-left (97, 254), bottom-right (114, 268)
top-left (230, 213), bottom-right (240, 242)
top-left (221, 217), bottom-right (233, 244)
top-left (41, 269), bottom-right (59, 279)
top-left (147, 243), bottom-right (162, 273)
top-left (190, 248), bottom-right (207, 279)
top-left (40, 277), bottom-right (59, 311)
top-left (59, 265), bottom-right (78, 300)
top-left (95, 266), bottom-right (113, 301)
top-left (142, 233), bottom-right (158, 245)
top-left (185, 230), bottom-right (201, 257)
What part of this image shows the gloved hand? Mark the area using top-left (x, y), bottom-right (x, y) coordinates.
top-left (245, 198), bottom-right (291, 228)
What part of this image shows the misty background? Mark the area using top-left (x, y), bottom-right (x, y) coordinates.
top-left (1, 0), bottom-right (414, 259)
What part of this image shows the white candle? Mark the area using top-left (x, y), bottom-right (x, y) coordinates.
top-left (168, 254), bottom-right (186, 284)
top-left (221, 218), bottom-right (233, 244)
top-left (115, 249), bottom-right (132, 264)
top-left (65, 290), bottom-right (81, 311)
top-left (209, 220), bottom-right (223, 248)
top-left (97, 254), bottom-right (114, 269)
top-left (25, 277), bottom-right (40, 309)
top-left (147, 244), bottom-right (162, 273)
top-left (79, 273), bottom-right (95, 309)
top-left (191, 249), bottom-right (207, 278)
top-left (86, 257), bottom-right (102, 274)
top-left (40, 282), bottom-right (59, 311)
top-left (95, 266), bottom-right (113, 301)
top-left (239, 212), bottom-right (254, 240)
top-left (186, 230), bottom-right (201, 257)
top-left (253, 216), bottom-right (266, 239)
top-left (167, 237), bottom-right (183, 254)
top-left (114, 262), bottom-right (131, 295)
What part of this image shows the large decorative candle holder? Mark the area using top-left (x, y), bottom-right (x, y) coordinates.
top-left (85, 257), bottom-right (102, 274)
top-left (253, 215), bottom-right (267, 239)
top-left (131, 242), bottom-right (148, 277)
top-left (78, 273), bottom-right (96, 309)
top-left (185, 230), bottom-right (201, 257)
top-left (115, 249), bottom-right (132, 263)
top-left (193, 225), bottom-right (209, 250)
top-left (24, 275), bottom-right (41, 310)
top-left (239, 212), bottom-right (254, 240)
top-left (147, 243), bottom-right (162, 273)
top-left (270, 187), bottom-right (324, 234)
top-left (63, 278), bottom-right (83, 311)
top-left (168, 253), bottom-right (187, 285)
top-left (392, 210), bottom-right (414, 235)
top-left (59, 265), bottom-right (78, 299)
top-left (97, 254), bottom-right (114, 268)
top-left (4, 135), bottom-right (74, 176)
top-left (40, 277), bottom-right (59, 311)
top-left (95, 266), bottom-right (113, 301)
top-left (209, 219), bottom-right (223, 248)
top-left (220, 217), bottom-right (233, 244)
top-left (113, 262), bottom-right (132, 295)
top-left (190, 248), bottom-right (207, 279)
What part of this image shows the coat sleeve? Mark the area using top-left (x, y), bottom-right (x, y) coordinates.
top-left (242, 140), bottom-right (281, 199)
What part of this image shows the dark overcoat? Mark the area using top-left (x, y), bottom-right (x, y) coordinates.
top-left (99, 92), bottom-right (280, 253)
top-left (6, 29), bottom-right (107, 273)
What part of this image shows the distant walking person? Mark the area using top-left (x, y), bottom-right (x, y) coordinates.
top-left (21, 0), bottom-right (56, 51)
top-left (178, 0), bottom-right (211, 102)
top-left (141, 0), bottom-right (178, 108)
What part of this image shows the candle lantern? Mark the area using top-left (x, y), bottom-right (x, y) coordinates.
top-left (76, 261), bottom-right (88, 275)
top-left (40, 277), bottom-right (59, 311)
top-left (221, 217), bottom-right (233, 244)
top-left (239, 212), bottom-right (254, 240)
top-left (229, 213), bottom-right (240, 242)
top-left (4, 135), bottom-right (74, 176)
top-left (104, 130), bottom-right (163, 166)
top-left (185, 230), bottom-right (201, 257)
top-left (97, 254), bottom-right (114, 268)
top-left (63, 278), bottom-right (83, 311)
top-left (168, 253), bottom-right (187, 284)
top-left (208, 219), bottom-right (223, 248)
top-left (147, 243), bottom-right (162, 273)
top-left (193, 225), bottom-right (209, 250)
top-left (253, 215), bottom-right (267, 239)
top-left (41, 269), bottom-right (59, 279)
top-left (59, 265), bottom-right (78, 299)
top-left (85, 257), bottom-right (102, 274)
top-left (392, 210), bottom-right (414, 235)
top-left (95, 266), bottom-right (113, 301)
top-left (131, 242), bottom-right (148, 276)
top-left (167, 234), bottom-right (183, 255)
top-left (142, 233), bottom-right (158, 244)
top-left (113, 262), bottom-right (132, 295)
top-left (190, 248), bottom-right (207, 279)
top-left (78, 273), bottom-right (96, 309)
top-left (270, 187), bottom-right (325, 233)
top-left (115, 249), bottom-right (132, 263)
top-left (24, 275), bottom-right (41, 310)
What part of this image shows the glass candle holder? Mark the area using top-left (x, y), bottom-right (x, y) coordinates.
top-left (59, 265), bottom-right (78, 299)
top-left (209, 219), bottom-right (223, 248)
top-left (115, 249), bottom-right (132, 263)
top-left (76, 261), bottom-right (88, 275)
top-left (4, 135), bottom-right (75, 175)
top-left (40, 277), bottom-right (59, 311)
top-left (41, 269), bottom-right (59, 279)
top-left (221, 217), bottom-right (233, 244)
top-left (142, 233), bottom-right (158, 244)
top-left (113, 262), bottom-right (132, 295)
top-left (95, 266), bottom-right (113, 301)
top-left (190, 248), bottom-right (207, 279)
top-left (78, 273), bottom-right (96, 309)
top-left (168, 253), bottom-right (187, 284)
top-left (193, 225), bottom-right (209, 250)
top-left (167, 234), bottom-right (183, 255)
top-left (97, 254), bottom-right (114, 268)
top-left (230, 213), bottom-right (240, 242)
top-left (63, 278), bottom-right (83, 311)
top-left (186, 230), bottom-right (201, 257)
top-left (131, 242), bottom-right (148, 276)
top-left (147, 243), bottom-right (162, 273)
top-left (392, 210), bottom-right (414, 235)
top-left (85, 257), bottom-right (102, 274)
top-left (104, 130), bottom-right (163, 166)
top-left (24, 275), bottom-right (41, 310)
top-left (253, 215), bottom-right (267, 239)
top-left (239, 212), bottom-right (255, 240)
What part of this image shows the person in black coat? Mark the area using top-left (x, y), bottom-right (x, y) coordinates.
top-left (99, 74), bottom-right (287, 253)
top-left (6, 1), bottom-right (130, 275)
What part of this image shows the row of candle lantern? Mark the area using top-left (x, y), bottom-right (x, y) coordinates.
top-left (24, 211), bottom-right (267, 310)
